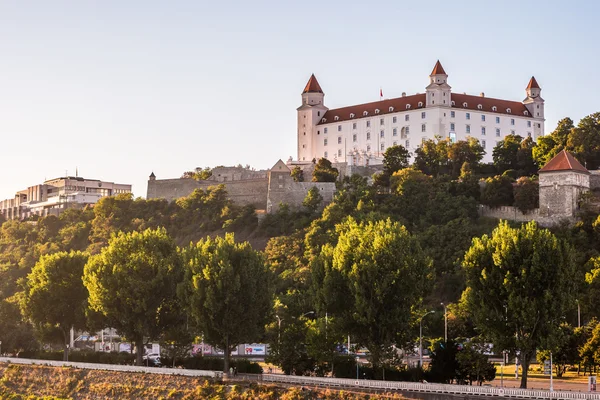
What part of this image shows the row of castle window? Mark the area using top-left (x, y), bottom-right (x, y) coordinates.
top-left (323, 115), bottom-right (534, 135)
top-left (325, 139), bottom-right (413, 159)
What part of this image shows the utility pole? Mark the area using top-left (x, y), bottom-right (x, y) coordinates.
top-left (440, 302), bottom-right (447, 342)
top-left (419, 311), bottom-right (435, 368)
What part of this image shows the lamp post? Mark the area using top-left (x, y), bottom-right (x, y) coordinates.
top-left (275, 315), bottom-right (282, 345)
top-left (419, 311), bottom-right (435, 368)
top-left (440, 303), bottom-right (447, 343)
top-left (577, 299), bottom-right (581, 328)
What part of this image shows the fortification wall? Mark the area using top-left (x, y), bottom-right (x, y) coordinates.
top-left (268, 181), bottom-right (337, 213)
top-left (147, 178), bottom-right (268, 209)
top-left (590, 170), bottom-right (600, 190)
top-left (478, 205), bottom-right (573, 227)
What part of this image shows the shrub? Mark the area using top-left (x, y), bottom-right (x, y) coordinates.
top-left (481, 175), bottom-right (514, 208)
top-left (513, 177), bottom-right (539, 213)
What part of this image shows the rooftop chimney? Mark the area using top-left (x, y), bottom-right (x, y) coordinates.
top-left (480, 92), bottom-right (485, 97)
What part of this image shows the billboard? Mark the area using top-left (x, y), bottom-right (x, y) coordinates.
top-left (244, 344), bottom-right (266, 356)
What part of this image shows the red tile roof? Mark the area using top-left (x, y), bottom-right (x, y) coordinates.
top-left (431, 60), bottom-right (447, 75)
top-left (539, 150), bottom-right (589, 174)
top-left (526, 76), bottom-right (541, 90)
top-left (318, 93), bottom-right (532, 125)
top-left (303, 74), bottom-right (324, 94)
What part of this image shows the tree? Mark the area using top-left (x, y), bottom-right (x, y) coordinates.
top-left (567, 112), bottom-right (600, 170)
top-left (492, 135), bottom-right (522, 174)
top-left (312, 158), bottom-right (339, 182)
top-left (21, 251), bottom-right (89, 360)
top-left (303, 186), bottom-right (323, 214)
top-left (537, 323), bottom-right (581, 378)
top-left (313, 218), bottom-right (432, 371)
top-left (413, 138), bottom-right (449, 177)
top-left (513, 177), bottom-right (539, 213)
top-left (447, 139), bottom-right (485, 178)
top-left (455, 342), bottom-right (496, 385)
top-left (291, 166), bottom-right (304, 182)
top-left (516, 137), bottom-right (538, 176)
top-left (463, 221), bottom-right (576, 388)
top-left (84, 228), bottom-right (182, 366)
top-left (480, 175), bottom-right (514, 208)
top-left (383, 145), bottom-right (411, 176)
top-left (181, 234), bottom-right (272, 373)
top-left (533, 118), bottom-right (574, 167)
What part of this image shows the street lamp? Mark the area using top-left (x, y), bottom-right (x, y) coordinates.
top-left (419, 311), bottom-right (435, 368)
top-left (440, 303), bottom-right (447, 343)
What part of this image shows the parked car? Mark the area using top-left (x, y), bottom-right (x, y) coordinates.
top-left (143, 353), bottom-right (162, 367)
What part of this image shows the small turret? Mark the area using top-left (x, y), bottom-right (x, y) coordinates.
top-left (426, 60), bottom-right (451, 107)
top-left (526, 76), bottom-right (541, 98)
top-left (149, 172), bottom-right (156, 181)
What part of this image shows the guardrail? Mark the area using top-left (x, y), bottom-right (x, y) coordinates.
top-left (1, 357), bottom-right (598, 400)
top-left (0, 357), bottom-right (222, 379)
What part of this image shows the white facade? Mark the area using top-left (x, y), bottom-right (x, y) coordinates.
top-left (297, 62), bottom-right (545, 165)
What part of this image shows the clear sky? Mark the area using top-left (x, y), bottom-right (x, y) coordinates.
top-left (1, 0), bottom-right (599, 199)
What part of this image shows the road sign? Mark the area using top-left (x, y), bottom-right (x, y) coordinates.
top-left (543, 360), bottom-right (551, 375)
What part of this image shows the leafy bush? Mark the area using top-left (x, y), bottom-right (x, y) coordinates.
top-left (18, 350), bottom-right (135, 365)
top-left (481, 175), bottom-right (514, 208)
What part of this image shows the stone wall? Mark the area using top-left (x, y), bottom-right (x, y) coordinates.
top-left (539, 170), bottom-right (589, 218)
top-left (147, 178), bottom-right (268, 210)
top-left (478, 205), bottom-right (573, 227)
top-left (267, 172), bottom-right (336, 213)
top-left (590, 170), bottom-right (600, 190)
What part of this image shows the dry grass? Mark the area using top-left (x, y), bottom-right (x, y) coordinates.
top-left (0, 362), bottom-right (407, 399)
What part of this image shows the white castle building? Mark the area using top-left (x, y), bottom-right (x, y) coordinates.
top-left (297, 61), bottom-right (545, 165)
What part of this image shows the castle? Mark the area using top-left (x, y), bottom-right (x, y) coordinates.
top-left (296, 61), bottom-right (545, 166)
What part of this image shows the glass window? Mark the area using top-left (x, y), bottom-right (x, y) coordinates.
top-left (338, 125), bottom-right (341, 131)
top-left (324, 151), bottom-right (328, 158)
top-left (511, 119), bottom-right (515, 125)
top-left (324, 127), bottom-right (328, 134)
top-left (380, 118), bottom-right (384, 126)
top-left (496, 116), bottom-right (500, 124)
top-left (527, 132), bottom-right (532, 137)
top-left (367, 132), bottom-right (371, 140)
top-left (405, 140), bottom-right (410, 148)
top-left (406, 126), bottom-right (410, 134)
top-left (466, 125), bottom-right (471, 134)
top-left (511, 130), bottom-right (515, 135)
top-left (367, 145), bottom-right (371, 152)
top-left (380, 130), bottom-right (385, 138)
top-left (421, 112), bottom-right (426, 119)
top-left (450, 123), bottom-right (455, 131)
top-left (353, 134), bottom-right (357, 142)
top-left (481, 127), bottom-right (486, 135)
top-left (449, 132), bottom-right (456, 143)
top-left (393, 141), bottom-right (397, 146)
top-left (527, 121), bottom-right (532, 127)
top-left (353, 122), bottom-right (357, 129)
top-left (496, 128), bottom-right (500, 137)
top-left (393, 128), bottom-right (398, 136)
top-left (466, 113), bottom-right (471, 120)
top-left (405, 115), bottom-right (410, 121)
top-left (482, 115), bottom-right (486, 122)
top-left (380, 143), bottom-right (385, 151)
top-left (324, 139), bottom-right (328, 146)
top-left (366, 121), bottom-right (371, 128)
top-left (338, 149), bottom-right (342, 156)
top-left (337, 137), bottom-right (342, 144)
top-left (393, 116), bottom-right (397, 123)
top-left (421, 124), bottom-right (426, 132)
top-left (482, 140), bottom-right (486, 148)
top-left (451, 111), bottom-right (455, 118)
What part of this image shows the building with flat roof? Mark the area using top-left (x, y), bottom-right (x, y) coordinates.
top-left (0, 176), bottom-right (132, 220)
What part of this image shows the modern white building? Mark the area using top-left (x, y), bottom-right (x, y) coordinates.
top-left (297, 61), bottom-right (545, 165)
top-left (0, 176), bottom-right (132, 220)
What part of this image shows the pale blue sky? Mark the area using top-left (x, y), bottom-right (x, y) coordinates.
top-left (1, 1), bottom-right (598, 199)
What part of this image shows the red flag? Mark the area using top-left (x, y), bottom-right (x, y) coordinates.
top-left (380, 88), bottom-right (383, 99)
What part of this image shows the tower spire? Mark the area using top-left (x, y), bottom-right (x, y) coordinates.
top-left (430, 60), bottom-right (447, 76)
top-left (302, 74), bottom-right (324, 94)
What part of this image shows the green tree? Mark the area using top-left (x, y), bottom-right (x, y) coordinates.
top-left (480, 175), bottom-right (514, 208)
top-left (533, 117), bottom-right (574, 167)
top-left (414, 138), bottom-right (449, 177)
top-left (84, 228), bottom-right (182, 366)
top-left (291, 166), bottom-right (304, 182)
top-left (181, 234), bottom-right (272, 373)
top-left (313, 218), bottom-right (432, 371)
top-left (455, 342), bottom-right (496, 385)
top-left (463, 221), bottom-right (576, 388)
top-left (448, 139), bottom-right (485, 178)
top-left (312, 158), bottom-right (339, 182)
top-left (303, 186), bottom-right (324, 214)
top-left (492, 135), bottom-right (522, 174)
top-left (567, 112), bottom-right (600, 170)
top-left (537, 323), bottom-right (582, 378)
top-left (383, 145), bottom-right (411, 176)
top-left (21, 251), bottom-right (89, 360)
top-left (513, 177), bottom-right (539, 213)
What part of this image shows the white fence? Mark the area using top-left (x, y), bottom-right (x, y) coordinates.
top-left (2, 357), bottom-right (599, 400)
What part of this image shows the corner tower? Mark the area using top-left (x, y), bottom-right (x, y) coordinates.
top-left (426, 60), bottom-right (451, 107)
top-left (523, 76), bottom-right (545, 137)
top-left (297, 74), bottom-right (328, 162)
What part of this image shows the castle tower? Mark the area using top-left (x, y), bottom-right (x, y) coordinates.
top-left (523, 77), bottom-right (545, 138)
top-left (426, 60), bottom-right (451, 107)
top-left (539, 150), bottom-right (589, 218)
top-left (149, 172), bottom-right (156, 181)
top-left (298, 74), bottom-right (328, 162)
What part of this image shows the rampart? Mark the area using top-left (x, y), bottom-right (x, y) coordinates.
top-left (478, 205), bottom-right (573, 227)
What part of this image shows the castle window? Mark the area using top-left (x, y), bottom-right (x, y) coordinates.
top-left (478, 104), bottom-right (483, 110)
top-left (463, 102), bottom-right (468, 108)
top-left (393, 128), bottom-right (398, 136)
top-left (350, 113), bottom-right (355, 118)
top-left (302, 144), bottom-right (306, 148)
top-left (524, 111), bottom-right (529, 116)
top-left (537, 123), bottom-right (541, 128)
top-left (507, 108), bottom-right (512, 113)
top-left (334, 116), bottom-right (339, 121)
top-left (418, 102), bottom-right (423, 107)
top-left (324, 127), bottom-right (328, 134)
top-left (421, 112), bottom-right (426, 119)
top-left (381, 143), bottom-right (385, 151)
top-left (324, 151), bottom-right (328, 158)
top-left (511, 130), bottom-right (515, 135)
top-left (449, 132), bottom-right (456, 143)
top-left (321, 118), bottom-right (326, 123)
top-left (406, 104), bottom-right (411, 109)
top-left (367, 145), bottom-right (371, 152)
top-left (318, 111), bottom-right (321, 116)
top-left (324, 139), bottom-right (328, 146)
top-left (496, 116), bottom-right (500, 124)
top-left (511, 119), bottom-right (515, 126)
top-left (481, 115), bottom-right (486, 122)
top-left (338, 149), bottom-right (342, 157)
top-left (466, 113), bottom-right (470, 120)
top-left (466, 125), bottom-right (471, 134)
top-left (389, 107), bottom-right (394, 112)
top-left (380, 118), bottom-right (384, 126)
top-left (393, 141), bottom-right (397, 146)
top-left (363, 111), bottom-right (368, 116)
top-left (405, 114), bottom-right (409, 121)
top-left (393, 116), bottom-right (397, 123)
top-left (492, 106), bottom-right (497, 112)
top-left (481, 127), bottom-right (486, 135)
top-left (338, 136), bottom-right (342, 144)
top-left (405, 140), bottom-right (410, 148)
top-left (353, 134), bottom-right (357, 142)
top-left (375, 109), bottom-right (380, 114)
top-left (380, 130), bottom-right (385, 138)
top-left (353, 122), bottom-right (357, 129)
top-left (496, 128), bottom-right (500, 137)
top-left (338, 125), bottom-right (342, 131)
top-left (367, 132), bottom-right (371, 140)
top-left (421, 124), bottom-right (426, 132)
top-left (482, 140), bottom-right (486, 148)
top-left (450, 123), bottom-right (455, 131)
top-left (366, 121), bottom-right (371, 128)
top-left (527, 132), bottom-right (532, 137)
top-left (451, 101), bottom-right (455, 106)
top-left (527, 121), bottom-right (531, 128)
top-left (405, 126), bottom-right (410, 134)
top-left (451, 111), bottom-right (455, 118)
